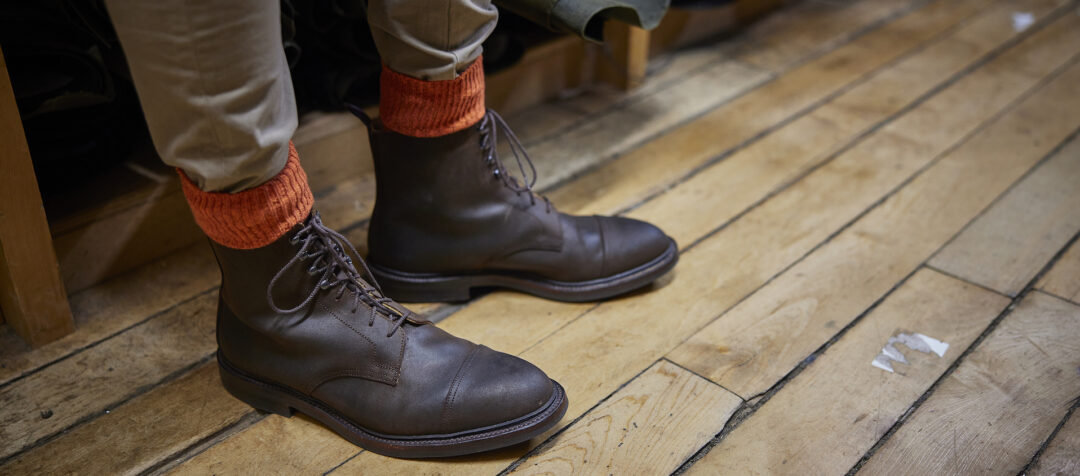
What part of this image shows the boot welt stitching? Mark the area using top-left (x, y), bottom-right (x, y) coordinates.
top-left (219, 350), bottom-right (566, 444)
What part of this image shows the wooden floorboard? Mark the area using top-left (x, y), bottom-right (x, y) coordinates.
top-left (167, 413), bottom-right (358, 476)
top-left (684, 268), bottom-right (1009, 474)
top-left (0, 292), bottom-right (217, 461)
top-left (1029, 408), bottom-right (1080, 476)
top-left (733, 0), bottom-right (921, 72)
top-left (1, 364), bottom-right (250, 476)
top-left (436, 0), bottom-right (992, 385)
top-left (510, 361), bottom-right (742, 475)
top-left (164, 2), bottom-right (938, 474)
top-left (858, 291), bottom-right (1080, 474)
top-left (667, 8), bottom-right (1080, 400)
top-left (0, 244), bottom-right (217, 387)
top-left (327, 3), bottom-right (1030, 474)
top-left (628, 0), bottom-right (1072, 248)
top-left (546, 0), bottom-right (993, 217)
top-left (929, 134), bottom-right (1080, 296)
top-left (1038, 238), bottom-right (1080, 304)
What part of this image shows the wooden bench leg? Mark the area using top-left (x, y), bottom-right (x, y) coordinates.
top-left (598, 22), bottom-right (651, 91)
top-left (0, 48), bottom-right (75, 347)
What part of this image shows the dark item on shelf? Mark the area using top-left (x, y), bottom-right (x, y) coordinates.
top-left (284, 0), bottom-right (535, 114)
top-left (495, 0), bottom-right (670, 42)
top-left (0, 1), bottom-right (147, 195)
top-left (669, 0), bottom-right (736, 9)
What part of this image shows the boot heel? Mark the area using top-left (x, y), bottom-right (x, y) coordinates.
top-left (217, 353), bottom-right (295, 417)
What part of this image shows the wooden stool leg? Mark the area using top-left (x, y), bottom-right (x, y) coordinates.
top-left (599, 22), bottom-right (651, 91)
top-left (0, 48), bottom-right (75, 347)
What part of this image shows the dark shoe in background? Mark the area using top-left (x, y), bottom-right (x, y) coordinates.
top-left (360, 109), bottom-right (678, 303)
top-left (212, 212), bottom-right (567, 458)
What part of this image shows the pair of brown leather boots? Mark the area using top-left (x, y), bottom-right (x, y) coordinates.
top-left (212, 110), bottom-right (677, 458)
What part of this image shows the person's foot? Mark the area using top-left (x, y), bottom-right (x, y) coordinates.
top-left (361, 109), bottom-right (678, 302)
top-left (212, 212), bottom-right (567, 458)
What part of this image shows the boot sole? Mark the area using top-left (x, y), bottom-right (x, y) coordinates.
top-left (370, 239), bottom-right (679, 303)
top-left (217, 350), bottom-right (568, 459)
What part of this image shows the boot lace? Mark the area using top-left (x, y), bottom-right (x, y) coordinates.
top-left (478, 110), bottom-right (553, 213)
top-left (266, 212), bottom-right (412, 337)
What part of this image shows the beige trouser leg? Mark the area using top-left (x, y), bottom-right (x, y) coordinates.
top-left (106, 0), bottom-right (296, 193)
top-left (368, 0), bottom-right (497, 80)
top-left (106, 0), bottom-right (495, 192)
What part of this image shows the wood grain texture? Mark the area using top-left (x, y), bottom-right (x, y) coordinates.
top-left (734, 0), bottom-right (919, 72)
top-left (546, 0), bottom-right (993, 217)
top-left (930, 135), bottom-right (1080, 296)
top-left (0, 243), bottom-right (216, 386)
top-left (0, 47), bottom-right (74, 347)
top-left (667, 11), bottom-right (1080, 399)
top-left (159, 5), bottom-right (935, 474)
top-left (860, 292), bottom-right (1080, 475)
top-left (685, 268), bottom-right (1009, 475)
top-left (329, 4), bottom-right (1006, 473)
top-left (527, 59), bottom-right (771, 193)
top-left (11, 0), bottom-right (1040, 473)
top-left (563, 0), bottom-right (916, 119)
top-left (0, 364), bottom-right (250, 475)
top-left (628, 0), bottom-right (1069, 248)
top-left (169, 413), bottom-right (358, 476)
top-left (0, 292), bottom-right (216, 461)
top-left (436, 0), bottom-right (990, 378)
top-left (1039, 239), bottom-right (1080, 304)
top-left (1030, 410), bottom-right (1080, 476)
top-left (512, 361), bottom-right (742, 475)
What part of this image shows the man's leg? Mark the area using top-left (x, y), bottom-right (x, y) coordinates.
top-left (363, 1), bottom-right (679, 303)
top-left (107, 0), bottom-right (310, 249)
top-left (106, 0), bottom-right (565, 457)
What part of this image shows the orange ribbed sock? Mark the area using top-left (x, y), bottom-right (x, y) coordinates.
top-left (379, 58), bottom-right (485, 137)
top-left (179, 142), bottom-right (314, 249)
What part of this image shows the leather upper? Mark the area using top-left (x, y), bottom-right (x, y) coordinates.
top-left (212, 216), bottom-right (554, 436)
top-left (366, 114), bottom-right (672, 282)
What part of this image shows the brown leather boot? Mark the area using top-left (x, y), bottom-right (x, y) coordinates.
top-left (212, 212), bottom-right (567, 458)
top-left (362, 109), bottom-right (678, 302)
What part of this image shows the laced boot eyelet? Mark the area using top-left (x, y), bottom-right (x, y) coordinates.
top-left (307, 266), bottom-right (321, 276)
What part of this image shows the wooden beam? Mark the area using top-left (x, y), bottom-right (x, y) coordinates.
top-left (0, 47), bottom-right (74, 347)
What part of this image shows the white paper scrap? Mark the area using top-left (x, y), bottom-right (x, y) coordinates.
top-left (871, 332), bottom-right (949, 373)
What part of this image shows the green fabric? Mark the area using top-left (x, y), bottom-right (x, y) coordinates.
top-left (495, 0), bottom-right (670, 42)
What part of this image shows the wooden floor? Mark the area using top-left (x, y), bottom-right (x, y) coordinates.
top-left (4, 0), bottom-right (1080, 473)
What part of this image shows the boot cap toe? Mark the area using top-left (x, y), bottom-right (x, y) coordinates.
top-left (597, 216), bottom-right (673, 275)
top-left (441, 345), bottom-right (555, 432)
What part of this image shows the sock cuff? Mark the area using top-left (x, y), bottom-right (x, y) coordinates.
top-left (379, 58), bottom-right (485, 137)
top-left (179, 142), bottom-right (314, 249)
